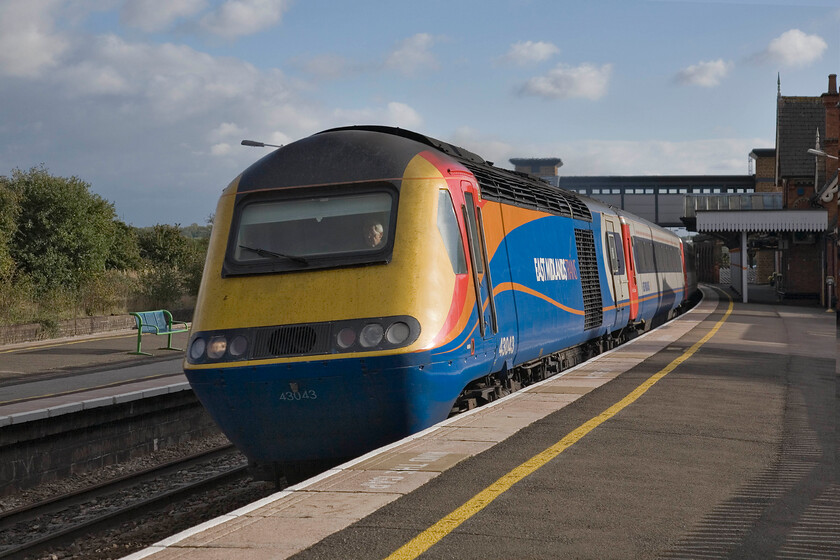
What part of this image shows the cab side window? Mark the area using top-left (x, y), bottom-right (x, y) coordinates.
top-left (437, 190), bottom-right (467, 274)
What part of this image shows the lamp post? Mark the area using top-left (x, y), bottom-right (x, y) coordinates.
top-left (808, 147), bottom-right (838, 311)
top-left (241, 140), bottom-right (284, 148)
top-left (807, 148), bottom-right (839, 160)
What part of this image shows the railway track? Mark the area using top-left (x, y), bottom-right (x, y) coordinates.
top-left (0, 444), bottom-right (254, 559)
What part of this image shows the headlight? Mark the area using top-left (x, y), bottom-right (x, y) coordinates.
top-left (359, 323), bottom-right (384, 348)
top-left (189, 337), bottom-right (206, 360)
top-left (229, 335), bottom-right (248, 357)
top-left (336, 327), bottom-right (356, 349)
top-left (385, 321), bottom-right (410, 345)
top-left (207, 336), bottom-right (228, 359)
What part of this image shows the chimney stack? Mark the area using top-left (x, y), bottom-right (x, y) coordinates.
top-left (829, 74), bottom-right (837, 95)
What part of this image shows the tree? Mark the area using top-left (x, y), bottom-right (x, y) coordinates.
top-left (107, 220), bottom-right (142, 270)
top-left (138, 224), bottom-right (191, 266)
top-left (5, 166), bottom-right (117, 291)
top-left (0, 178), bottom-right (20, 280)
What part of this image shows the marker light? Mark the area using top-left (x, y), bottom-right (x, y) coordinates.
top-left (336, 327), bottom-right (356, 349)
top-left (189, 337), bottom-right (206, 361)
top-left (385, 321), bottom-right (411, 345)
top-left (359, 323), bottom-right (384, 348)
top-left (229, 335), bottom-right (248, 357)
top-left (207, 336), bottom-right (228, 359)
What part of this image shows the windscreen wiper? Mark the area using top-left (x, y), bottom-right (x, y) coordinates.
top-left (238, 245), bottom-right (309, 265)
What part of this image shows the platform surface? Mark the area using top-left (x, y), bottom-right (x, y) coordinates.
top-left (124, 285), bottom-right (838, 560)
top-left (0, 329), bottom-right (189, 426)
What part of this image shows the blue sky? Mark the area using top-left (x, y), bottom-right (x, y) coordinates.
top-left (0, 0), bottom-right (837, 227)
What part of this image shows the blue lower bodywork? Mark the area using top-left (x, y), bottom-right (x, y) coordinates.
top-left (186, 352), bottom-right (483, 465)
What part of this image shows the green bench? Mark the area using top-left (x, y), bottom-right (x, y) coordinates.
top-left (130, 310), bottom-right (189, 356)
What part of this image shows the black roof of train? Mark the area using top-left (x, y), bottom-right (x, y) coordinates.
top-left (238, 126), bottom-right (591, 222)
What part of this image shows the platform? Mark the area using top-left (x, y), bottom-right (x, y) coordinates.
top-left (0, 329), bottom-right (190, 426)
top-left (124, 285), bottom-right (838, 559)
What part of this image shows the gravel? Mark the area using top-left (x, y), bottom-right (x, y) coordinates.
top-left (0, 433), bottom-right (277, 560)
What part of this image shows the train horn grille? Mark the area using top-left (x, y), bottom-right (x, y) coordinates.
top-left (253, 324), bottom-right (331, 358)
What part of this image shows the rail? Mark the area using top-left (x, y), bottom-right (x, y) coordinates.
top-left (0, 444), bottom-right (245, 559)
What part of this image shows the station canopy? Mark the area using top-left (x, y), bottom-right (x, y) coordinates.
top-left (696, 209), bottom-right (828, 233)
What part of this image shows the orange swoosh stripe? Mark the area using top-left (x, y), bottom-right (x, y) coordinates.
top-left (493, 282), bottom-right (585, 316)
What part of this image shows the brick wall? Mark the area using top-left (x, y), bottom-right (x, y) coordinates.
top-left (0, 315), bottom-right (136, 346)
top-left (754, 155), bottom-right (777, 193)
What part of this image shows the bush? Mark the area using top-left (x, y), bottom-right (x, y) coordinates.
top-left (140, 266), bottom-right (186, 310)
top-left (0, 168), bottom-right (211, 328)
top-left (5, 166), bottom-right (117, 292)
top-left (78, 270), bottom-right (140, 316)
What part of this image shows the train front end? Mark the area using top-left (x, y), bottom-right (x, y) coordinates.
top-left (184, 129), bottom-right (470, 479)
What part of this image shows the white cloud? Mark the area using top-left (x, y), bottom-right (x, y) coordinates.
top-left (209, 122), bottom-right (246, 143)
top-left (676, 59), bottom-right (733, 87)
top-left (210, 142), bottom-right (233, 156)
top-left (292, 53), bottom-right (361, 81)
top-left (332, 102), bottom-right (423, 129)
top-left (442, 130), bottom-right (766, 177)
top-left (554, 138), bottom-right (767, 176)
top-left (0, 0), bottom-right (69, 77)
top-left (500, 41), bottom-right (560, 65)
top-left (200, 0), bottom-right (290, 39)
top-left (121, 0), bottom-right (206, 32)
top-left (384, 33), bottom-right (439, 76)
top-left (762, 29), bottom-right (827, 67)
top-left (519, 63), bottom-right (612, 100)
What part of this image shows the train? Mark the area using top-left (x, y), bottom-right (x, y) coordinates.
top-left (183, 126), bottom-right (698, 482)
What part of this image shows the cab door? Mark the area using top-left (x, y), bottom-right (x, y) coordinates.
top-left (460, 184), bottom-right (498, 368)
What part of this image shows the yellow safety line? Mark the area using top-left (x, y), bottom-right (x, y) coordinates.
top-left (385, 291), bottom-right (734, 560)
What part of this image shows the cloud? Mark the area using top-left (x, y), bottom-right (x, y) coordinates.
top-left (443, 129), bottom-right (766, 177)
top-left (332, 102), bottom-right (423, 129)
top-left (384, 33), bottom-right (439, 76)
top-left (200, 0), bottom-right (290, 39)
top-left (554, 138), bottom-right (767, 176)
top-left (121, 0), bottom-right (206, 32)
top-left (0, 27), bottom-right (325, 225)
top-left (518, 63), bottom-right (612, 100)
top-left (499, 41), bottom-right (560, 65)
top-left (676, 59), bottom-right (733, 87)
top-left (0, 0), bottom-right (69, 77)
top-left (292, 53), bottom-right (362, 81)
top-left (760, 29), bottom-right (827, 67)
top-left (208, 122), bottom-right (246, 143)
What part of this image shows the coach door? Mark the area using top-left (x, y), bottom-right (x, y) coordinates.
top-left (604, 216), bottom-right (630, 324)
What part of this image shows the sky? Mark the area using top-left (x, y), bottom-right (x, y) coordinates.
top-left (0, 0), bottom-right (838, 227)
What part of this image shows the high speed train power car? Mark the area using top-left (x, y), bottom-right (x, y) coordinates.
top-left (184, 126), bottom-right (698, 482)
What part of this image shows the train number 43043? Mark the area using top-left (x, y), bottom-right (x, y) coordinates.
top-left (279, 390), bottom-right (317, 401)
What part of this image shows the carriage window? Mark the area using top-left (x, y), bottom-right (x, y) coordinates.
top-left (224, 185), bottom-right (397, 275)
top-left (437, 190), bottom-right (467, 274)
